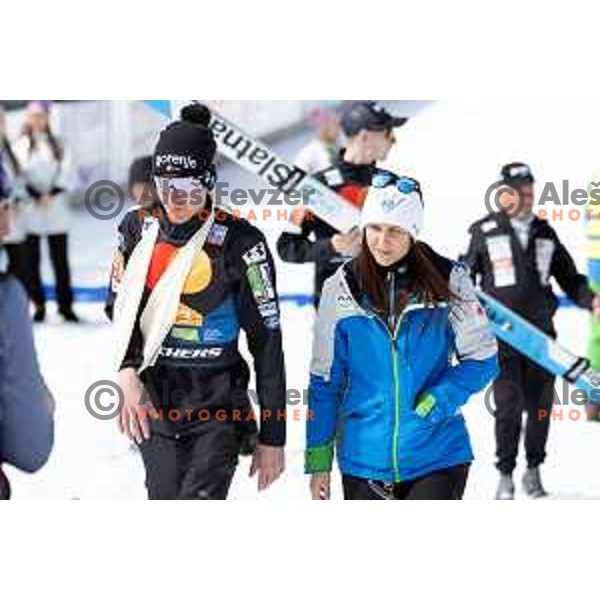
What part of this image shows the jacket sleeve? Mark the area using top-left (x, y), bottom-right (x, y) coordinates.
top-left (236, 230), bottom-right (287, 447)
top-left (276, 215), bottom-right (339, 265)
top-left (459, 224), bottom-right (483, 284)
top-left (424, 264), bottom-right (499, 418)
top-left (104, 210), bottom-right (144, 370)
top-left (551, 235), bottom-right (594, 310)
top-left (305, 277), bottom-right (347, 473)
top-left (51, 143), bottom-right (73, 195)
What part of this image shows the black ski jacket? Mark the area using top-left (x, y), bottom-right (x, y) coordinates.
top-left (106, 205), bottom-right (286, 446)
top-left (276, 152), bottom-right (379, 305)
top-left (461, 211), bottom-right (593, 335)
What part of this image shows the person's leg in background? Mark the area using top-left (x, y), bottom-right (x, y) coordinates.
top-left (4, 241), bottom-right (31, 295)
top-left (0, 464), bottom-right (10, 499)
top-left (47, 233), bottom-right (78, 322)
top-left (493, 344), bottom-right (526, 499)
top-left (25, 234), bottom-right (45, 322)
top-left (522, 359), bottom-right (554, 498)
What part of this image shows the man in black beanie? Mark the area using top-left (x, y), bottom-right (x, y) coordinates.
top-left (106, 103), bottom-right (287, 500)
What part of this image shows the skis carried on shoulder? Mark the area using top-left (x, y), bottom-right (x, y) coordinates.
top-left (476, 290), bottom-right (600, 398)
top-left (145, 100), bottom-right (359, 232)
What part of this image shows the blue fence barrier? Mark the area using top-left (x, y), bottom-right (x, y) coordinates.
top-left (43, 284), bottom-right (576, 310)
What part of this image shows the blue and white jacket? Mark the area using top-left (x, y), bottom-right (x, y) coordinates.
top-left (305, 249), bottom-right (499, 483)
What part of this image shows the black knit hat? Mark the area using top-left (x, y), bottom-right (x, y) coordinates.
top-left (128, 155), bottom-right (153, 194)
top-left (153, 103), bottom-right (217, 178)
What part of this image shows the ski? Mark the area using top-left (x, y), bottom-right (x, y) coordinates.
top-left (476, 290), bottom-right (600, 397)
top-left (145, 100), bottom-right (359, 232)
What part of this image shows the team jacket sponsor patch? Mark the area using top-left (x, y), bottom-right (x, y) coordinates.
top-left (207, 223), bottom-right (228, 247)
top-left (535, 238), bottom-right (555, 285)
top-left (242, 241), bottom-right (268, 265)
top-left (159, 346), bottom-right (223, 360)
top-left (246, 261), bottom-right (275, 303)
top-left (485, 235), bottom-right (516, 287)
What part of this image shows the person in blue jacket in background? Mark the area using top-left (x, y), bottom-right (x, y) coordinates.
top-left (305, 172), bottom-right (499, 500)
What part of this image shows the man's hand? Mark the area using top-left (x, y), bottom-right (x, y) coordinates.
top-left (116, 367), bottom-right (157, 444)
top-left (330, 228), bottom-right (362, 256)
top-left (249, 444), bottom-right (285, 491)
top-left (593, 295), bottom-right (600, 318)
top-left (310, 473), bottom-right (331, 500)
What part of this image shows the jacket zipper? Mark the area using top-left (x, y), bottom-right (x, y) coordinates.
top-left (375, 271), bottom-right (404, 482)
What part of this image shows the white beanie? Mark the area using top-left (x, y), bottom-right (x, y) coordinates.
top-left (359, 180), bottom-right (424, 238)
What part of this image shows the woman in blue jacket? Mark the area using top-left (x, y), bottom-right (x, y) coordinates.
top-left (305, 172), bottom-right (499, 500)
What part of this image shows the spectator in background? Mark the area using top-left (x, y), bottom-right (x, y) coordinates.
top-left (128, 155), bottom-right (155, 207)
top-left (0, 106), bottom-right (30, 290)
top-left (15, 101), bottom-right (78, 323)
top-left (295, 106), bottom-right (342, 174)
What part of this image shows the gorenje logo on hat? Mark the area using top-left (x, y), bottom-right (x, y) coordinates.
top-left (155, 153), bottom-right (199, 172)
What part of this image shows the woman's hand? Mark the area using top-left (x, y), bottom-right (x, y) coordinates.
top-left (116, 367), bottom-right (157, 444)
top-left (40, 195), bottom-right (54, 210)
top-left (310, 473), bottom-right (331, 500)
top-left (331, 228), bottom-right (361, 256)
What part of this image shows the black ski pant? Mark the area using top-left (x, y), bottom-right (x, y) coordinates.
top-left (4, 241), bottom-right (30, 293)
top-left (26, 233), bottom-right (74, 314)
top-left (341, 464), bottom-right (470, 500)
top-left (494, 342), bottom-right (555, 474)
top-left (138, 421), bottom-right (241, 500)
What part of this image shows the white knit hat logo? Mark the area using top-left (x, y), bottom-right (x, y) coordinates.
top-left (360, 179), bottom-right (424, 238)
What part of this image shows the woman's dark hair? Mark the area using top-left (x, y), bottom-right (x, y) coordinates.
top-left (22, 120), bottom-right (63, 162)
top-left (1, 136), bottom-right (21, 176)
top-left (355, 236), bottom-right (455, 315)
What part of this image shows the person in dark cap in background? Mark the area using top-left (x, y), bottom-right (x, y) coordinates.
top-left (462, 162), bottom-right (600, 500)
top-left (0, 106), bottom-right (31, 292)
top-left (277, 101), bottom-right (408, 307)
top-left (127, 155), bottom-right (160, 210)
top-left (106, 103), bottom-right (286, 500)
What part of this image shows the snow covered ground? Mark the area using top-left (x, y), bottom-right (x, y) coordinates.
top-left (7, 102), bottom-right (600, 500)
top-left (8, 296), bottom-right (600, 500)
